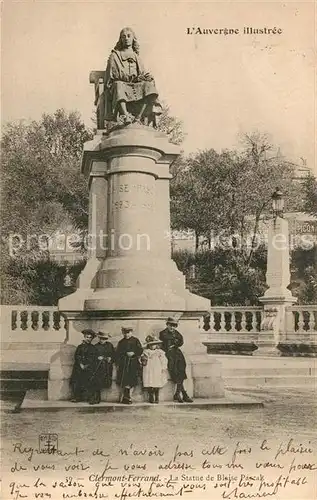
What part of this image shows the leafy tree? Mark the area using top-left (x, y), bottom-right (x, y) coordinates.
top-left (303, 174), bottom-right (317, 217)
top-left (1, 106), bottom-right (184, 304)
top-left (170, 133), bottom-right (300, 260)
top-left (291, 246), bottom-right (317, 304)
top-left (156, 103), bottom-right (185, 145)
top-left (300, 266), bottom-right (317, 304)
top-left (1, 109), bottom-right (92, 303)
top-left (172, 247), bottom-right (267, 305)
top-left (1, 109), bottom-right (92, 239)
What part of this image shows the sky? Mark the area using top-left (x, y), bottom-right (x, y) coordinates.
top-left (1, 0), bottom-right (316, 173)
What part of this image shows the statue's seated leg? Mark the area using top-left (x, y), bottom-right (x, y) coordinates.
top-left (134, 101), bottom-right (147, 122)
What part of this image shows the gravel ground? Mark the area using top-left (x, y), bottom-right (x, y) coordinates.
top-left (1, 387), bottom-right (316, 500)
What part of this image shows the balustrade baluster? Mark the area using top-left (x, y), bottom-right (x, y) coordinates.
top-left (209, 312), bottom-right (215, 332)
top-left (231, 311), bottom-right (237, 333)
top-left (15, 311), bottom-right (23, 331)
top-left (40, 310), bottom-right (46, 332)
top-left (220, 312), bottom-right (226, 332)
top-left (251, 311), bottom-right (257, 332)
top-left (298, 311), bottom-right (305, 333)
top-left (241, 312), bottom-right (247, 332)
top-left (308, 311), bottom-right (315, 332)
top-left (48, 310), bottom-right (55, 331)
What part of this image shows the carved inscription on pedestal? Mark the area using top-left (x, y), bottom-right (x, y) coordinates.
top-left (112, 183), bottom-right (155, 211)
top-left (118, 183), bottom-right (154, 195)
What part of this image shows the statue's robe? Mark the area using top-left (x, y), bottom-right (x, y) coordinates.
top-left (104, 49), bottom-right (160, 121)
top-left (159, 328), bottom-right (188, 384)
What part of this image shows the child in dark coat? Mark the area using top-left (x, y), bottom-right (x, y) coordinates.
top-left (159, 317), bottom-right (193, 403)
top-left (93, 332), bottom-right (115, 404)
top-left (70, 329), bottom-right (97, 404)
top-left (115, 327), bottom-right (143, 404)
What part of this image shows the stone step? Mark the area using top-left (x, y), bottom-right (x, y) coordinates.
top-left (210, 354), bottom-right (317, 367)
top-left (0, 378), bottom-right (48, 391)
top-left (0, 370), bottom-right (48, 380)
top-left (222, 366), bottom-right (317, 377)
top-left (0, 362), bottom-right (50, 371)
top-left (0, 369), bottom-right (49, 398)
top-left (20, 393), bottom-right (263, 411)
top-left (0, 389), bottom-right (26, 398)
top-left (225, 375), bottom-right (317, 388)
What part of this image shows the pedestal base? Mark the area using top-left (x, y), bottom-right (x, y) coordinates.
top-left (47, 345), bottom-right (224, 402)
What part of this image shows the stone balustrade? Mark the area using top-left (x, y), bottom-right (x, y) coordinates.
top-left (286, 305), bottom-right (317, 334)
top-left (1, 306), bottom-right (67, 344)
top-left (202, 306), bottom-right (263, 355)
top-left (203, 305), bottom-right (317, 356)
top-left (1, 304), bottom-right (316, 355)
top-left (205, 306), bottom-right (263, 333)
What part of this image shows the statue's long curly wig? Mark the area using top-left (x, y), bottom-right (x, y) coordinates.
top-left (114, 27), bottom-right (140, 55)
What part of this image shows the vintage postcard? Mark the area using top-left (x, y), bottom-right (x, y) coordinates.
top-left (1, 1), bottom-right (316, 500)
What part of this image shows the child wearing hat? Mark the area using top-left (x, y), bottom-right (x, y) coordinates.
top-left (70, 329), bottom-right (97, 404)
top-left (92, 332), bottom-right (115, 404)
top-left (115, 327), bottom-right (143, 404)
top-left (141, 335), bottom-right (167, 403)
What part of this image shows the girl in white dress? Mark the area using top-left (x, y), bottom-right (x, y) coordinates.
top-left (141, 335), bottom-right (167, 403)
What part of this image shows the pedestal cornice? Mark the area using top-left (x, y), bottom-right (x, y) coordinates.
top-left (82, 125), bottom-right (180, 178)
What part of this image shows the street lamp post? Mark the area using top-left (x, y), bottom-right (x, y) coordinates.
top-left (257, 187), bottom-right (297, 355)
top-left (272, 187), bottom-right (284, 221)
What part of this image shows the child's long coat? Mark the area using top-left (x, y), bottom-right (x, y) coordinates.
top-left (142, 348), bottom-right (168, 388)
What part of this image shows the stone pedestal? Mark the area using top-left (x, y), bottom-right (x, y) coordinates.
top-left (52, 125), bottom-right (224, 401)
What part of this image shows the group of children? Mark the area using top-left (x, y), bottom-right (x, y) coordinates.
top-left (70, 317), bottom-right (193, 405)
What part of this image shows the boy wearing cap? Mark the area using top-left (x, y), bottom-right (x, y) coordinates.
top-left (70, 329), bottom-right (97, 404)
top-left (115, 327), bottom-right (143, 404)
top-left (92, 332), bottom-right (115, 404)
top-left (141, 335), bottom-right (167, 403)
top-left (159, 317), bottom-right (193, 403)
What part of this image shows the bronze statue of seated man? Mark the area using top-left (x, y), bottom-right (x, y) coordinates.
top-left (91, 27), bottom-right (162, 129)
top-left (105, 27), bottom-right (162, 126)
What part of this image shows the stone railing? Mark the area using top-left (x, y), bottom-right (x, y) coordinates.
top-left (205, 306), bottom-right (263, 334)
top-left (276, 305), bottom-right (317, 357)
top-left (202, 306), bottom-right (263, 355)
top-left (1, 306), bottom-right (66, 344)
top-left (285, 305), bottom-right (317, 335)
top-left (1, 304), bottom-right (317, 355)
top-left (203, 305), bottom-right (317, 356)
top-left (280, 305), bottom-right (317, 356)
